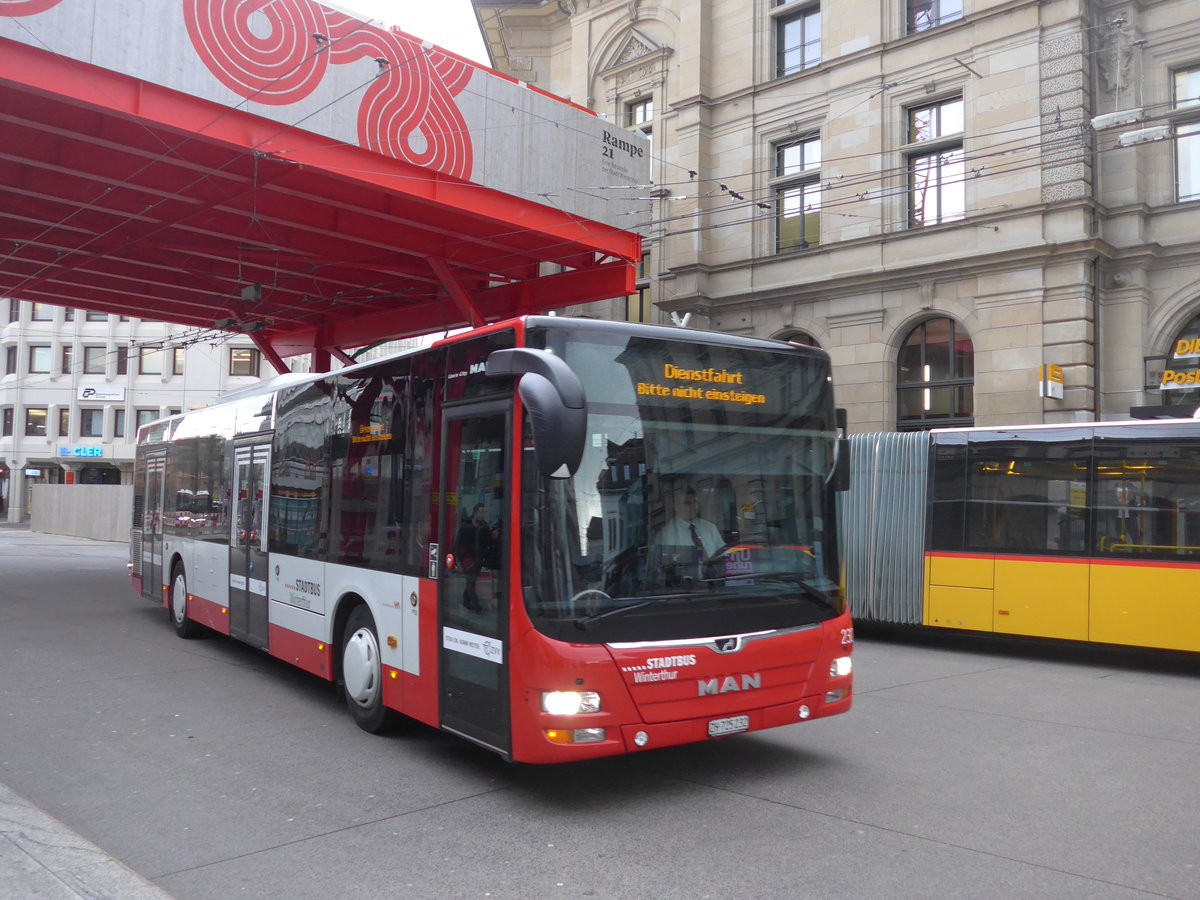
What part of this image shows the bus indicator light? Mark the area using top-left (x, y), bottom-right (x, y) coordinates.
top-left (545, 728), bottom-right (606, 744)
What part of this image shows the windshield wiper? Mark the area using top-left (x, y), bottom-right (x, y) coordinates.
top-left (573, 591), bottom-right (712, 631)
top-left (573, 573), bottom-right (833, 630)
top-left (710, 571), bottom-right (832, 604)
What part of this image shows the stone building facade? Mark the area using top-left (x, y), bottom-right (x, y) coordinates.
top-left (473, 0), bottom-right (1200, 430)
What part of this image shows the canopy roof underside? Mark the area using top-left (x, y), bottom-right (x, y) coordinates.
top-left (0, 40), bottom-right (638, 370)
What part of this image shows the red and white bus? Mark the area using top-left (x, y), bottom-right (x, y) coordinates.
top-left (131, 316), bottom-right (853, 762)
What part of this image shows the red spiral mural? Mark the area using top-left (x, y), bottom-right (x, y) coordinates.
top-left (182, 0), bottom-right (474, 180)
top-left (183, 0), bottom-right (328, 105)
top-left (0, 0), bottom-right (65, 15)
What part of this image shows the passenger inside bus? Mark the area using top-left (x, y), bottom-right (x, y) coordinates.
top-left (455, 503), bottom-right (499, 611)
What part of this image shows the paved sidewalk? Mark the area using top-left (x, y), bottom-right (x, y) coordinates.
top-left (1, 781), bottom-right (173, 899)
top-left (1, 528), bottom-right (165, 898)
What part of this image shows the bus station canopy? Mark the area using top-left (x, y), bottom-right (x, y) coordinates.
top-left (0, 1), bottom-right (647, 372)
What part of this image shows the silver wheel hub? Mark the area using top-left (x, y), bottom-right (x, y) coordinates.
top-left (172, 577), bottom-right (187, 624)
top-left (343, 627), bottom-right (380, 708)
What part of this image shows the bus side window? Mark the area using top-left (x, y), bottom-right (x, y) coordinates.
top-left (1093, 437), bottom-right (1200, 560)
top-left (929, 443), bottom-right (966, 552)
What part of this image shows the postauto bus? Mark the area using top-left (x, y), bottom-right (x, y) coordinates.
top-left (843, 420), bottom-right (1200, 653)
top-left (131, 317), bottom-right (854, 762)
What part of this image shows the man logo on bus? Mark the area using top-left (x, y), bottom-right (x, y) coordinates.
top-left (698, 673), bottom-right (762, 696)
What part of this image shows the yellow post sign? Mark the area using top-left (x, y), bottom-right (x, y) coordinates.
top-left (1161, 339), bottom-right (1200, 389)
top-left (1039, 363), bottom-right (1064, 399)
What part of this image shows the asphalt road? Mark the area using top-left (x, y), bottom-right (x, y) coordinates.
top-left (1, 529), bottom-right (1198, 900)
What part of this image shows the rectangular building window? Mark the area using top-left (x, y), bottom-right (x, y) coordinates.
top-left (1174, 68), bottom-right (1200, 203)
top-left (4, 346), bottom-right (15, 375)
top-left (907, 97), bottom-right (964, 227)
top-left (83, 346), bottom-right (107, 375)
top-left (7, 299), bottom-right (18, 323)
top-left (230, 347), bottom-right (261, 377)
top-left (117, 348), bottom-right (129, 376)
top-left (2, 407), bottom-right (12, 437)
top-left (31, 303), bottom-right (54, 321)
top-left (139, 346), bottom-right (164, 375)
top-left (80, 408), bottom-right (104, 438)
top-left (625, 253), bottom-right (651, 323)
top-left (774, 3), bottom-right (820, 77)
top-left (61, 345), bottom-right (73, 376)
top-left (625, 287), bottom-right (650, 323)
top-left (114, 408), bottom-right (126, 438)
top-left (172, 347), bottom-right (185, 376)
top-left (25, 407), bottom-right (47, 437)
top-left (29, 345), bottom-right (51, 374)
top-left (907, 0), bottom-right (962, 34)
top-left (626, 97), bottom-right (653, 132)
top-left (58, 407), bottom-right (70, 438)
top-left (773, 135), bottom-right (822, 252)
top-left (85, 310), bottom-right (108, 322)
top-left (136, 408), bottom-right (159, 430)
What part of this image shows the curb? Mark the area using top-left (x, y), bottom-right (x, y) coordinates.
top-left (0, 783), bottom-right (173, 900)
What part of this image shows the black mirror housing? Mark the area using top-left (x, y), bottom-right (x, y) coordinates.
top-left (834, 436), bottom-right (851, 492)
top-left (486, 348), bottom-right (586, 479)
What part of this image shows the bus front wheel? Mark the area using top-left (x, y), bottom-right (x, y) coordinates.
top-left (341, 605), bottom-right (394, 734)
top-left (169, 565), bottom-right (198, 639)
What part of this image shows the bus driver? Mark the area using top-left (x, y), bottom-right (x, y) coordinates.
top-left (656, 480), bottom-right (724, 559)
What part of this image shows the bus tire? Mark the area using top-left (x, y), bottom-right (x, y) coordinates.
top-left (169, 565), bottom-right (198, 639)
top-left (341, 605), bottom-right (394, 734)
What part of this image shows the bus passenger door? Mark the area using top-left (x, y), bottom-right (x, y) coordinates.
top-left (438, 404), bottom-right (511, 755)
top-left (229, 442), bottom-right (270, 649)
top-left (141, 452), bottom-right (166, 603)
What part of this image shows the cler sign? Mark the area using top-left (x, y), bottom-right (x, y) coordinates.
top-left (57, 447), bottom-right (104, 458)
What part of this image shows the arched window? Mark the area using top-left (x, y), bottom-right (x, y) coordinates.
top-left (774, 330), bottom-right (819, 348)
top-left (897, 317), bottom-right (974, 430)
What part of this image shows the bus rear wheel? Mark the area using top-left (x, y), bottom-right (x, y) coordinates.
top-left (169, 565), bottom-right (198, 639)
top-left (341, 605), bottom-right (394, 733)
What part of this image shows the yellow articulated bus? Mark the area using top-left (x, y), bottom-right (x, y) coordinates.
top-left (843, 420), bottom-right (1200, 653)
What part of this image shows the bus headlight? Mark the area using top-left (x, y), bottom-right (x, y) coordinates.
top-left (829, 656), bottom-right (852, 678)
top-left (542, 691), bottom-right (601, 715)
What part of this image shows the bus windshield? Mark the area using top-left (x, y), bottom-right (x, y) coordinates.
top-left (522, 324), bottom-right (845, 644)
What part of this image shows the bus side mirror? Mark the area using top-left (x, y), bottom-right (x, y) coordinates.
top-left (834, 437), bottom-right (851, 493)
top-left (833, 408), bottom-right (850, 491)
top-left (486, 348), bottom-right (587, 479)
